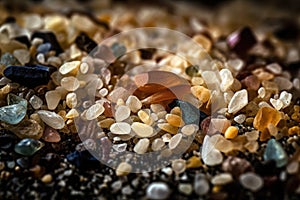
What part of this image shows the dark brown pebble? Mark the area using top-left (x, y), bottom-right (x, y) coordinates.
top-left (222, 156), bottom-right (254, 178)
top-left (227, 26), bottom-right (257, 57)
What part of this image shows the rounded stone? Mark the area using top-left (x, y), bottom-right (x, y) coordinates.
top-left (146, 182), bottom-right (170, 200)
top-left (115, 105), bottom-right (131, 121)
top-left (110, 122), bottom-right (131, 135)
top-left (133, 138), bottom-right (150, 154)
top-left (131, 122), bottom-right (153, 137)
top-left (85, 103), bottom-right (105, 120)
top-left (239, 172), bottom-right (263, 192)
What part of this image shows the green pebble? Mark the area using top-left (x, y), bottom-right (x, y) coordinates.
top-left (263, 138), bottom-right (288, 168)
top-left (14, 138), bottom-right (44, 156)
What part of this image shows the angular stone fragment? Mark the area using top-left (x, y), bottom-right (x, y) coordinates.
top-left (42, 126), bottom-right (61, 143)
top-left (7, 119), bottom-right (43, 140)
top-left (227, 27), bottom-right (257, 56)
top-left (253, 107), bottom-right (281, 132)
top-left (29, 95), bottom-right (43, 109)
top-left (0, 104), bottom-right (27, 125)
top-left (228, 89), bottom-right (248, 113)
top-left (45, 90), bottom-right (61, 110)
top-left (169, 133), bottom-right (183, 149)
top-left (263, 138), bottom-right (288, 168)
top-left (201, 135), bottom-right (223, 166)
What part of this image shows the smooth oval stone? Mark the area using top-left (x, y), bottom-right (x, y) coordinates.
top-left (3, 65), bottom-right (52, 88)
top-left (14, 138), bottom-right (44, 156)
top-left (263, 138), bottom-right (288, 168)
top-left (0, 104), bottom-right (26, 124)
top-left (146, 182), bottom-right (170, 200)
top-left (37, 110), bottom-right (65, 129)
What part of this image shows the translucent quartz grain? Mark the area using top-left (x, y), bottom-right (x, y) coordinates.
top-left (253, 107), bottom-right (281, 132)
top-left (126, 95), bottom-right (142, 113)
top-left (80, 62), bottom-right (89, 74)
top-left (219, 68), bottom-right (234, 92)
top-left (201, 135), bottom-right (223, 166)
top-left (85, 103), bottom-right (104, 120)
top-left (42, 126), bottom-right (61, 143)
top-left (234, 114), bottom-right (246, 124)
top-left (181, 124), bottom-right (198, 136)
top-left (211, 173), bottom-right (233, 185)
top-left (146, 182), bottom-right (170, 200)
top-left (258, 87), bottom-right (266, 98)
top-left (59, 61), bottom-right (80, 75)
top-left (110, 122), bottom-right (131, 135)
top-left (115, 105), bottom-right (131, 121)
top-left (116, 162), bottom-right (132, 176)
top-left (29, 95), bottom-right (43, 109)
top-left (152, 138), bottom-right (165, 151)
top-left (66, 109), bottom-right (79, 118)
top-left (134, 138), bottom-right (149, 154)
top-left (131, 122), bottom-right (153, 137)
top-left (279, 91), bottom-right (292, 109)
top-left (273, 77), bottom-right (293, 91)
top-left (138, 110), bottom-right (154, 125)
top-left (66, 92), bottom-right (77, 108)
top-left (45, 90), bottom-right (61, 110)
top-left (270, 98), bottom-right (283, 110)
top-left (150, 104), bottom-right (165, 113)
top-left (14, 138), bottom-right (44, 156)
top-left (171, 159), bottom-right (186, 175)
top-left (37, 110), bottom-right (65, 129)
top-left (239, 172), bottom-right (263, 192)
top-left (13, 49), bottom-right (30, 65)
top-left (60, 77), bottom-right (80, 91)
top-left (266, 63), bottom-right (282, 75)
top-left (228, 89), bottom-right (248, 113)
top-left (165, 114), bottom-right (184, 127)
top-left (169, 133), bottom-right (183, 149)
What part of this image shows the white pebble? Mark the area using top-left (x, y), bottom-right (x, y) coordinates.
top-left (146, 182), bottom-right (170, 200)
top-left (181, 124), bottom-right (198, 136)
top-left (211, 173), bottom-right (233, 185)
top-left (37, 110), bottom-right (65, 129)
top-left (131, 122), bottom-right (153, 137)
top-left (86, 103), bottom-right (105, 120)
top-left (266, 63), bottom-right (282, 75)
top-left (126, 95), bottom-right (142, 113)
top-left (270, 98), bottom-right (283, 110)
top-left (134, 138), bottom-right (150, 154)
top-left (279, 91), bottom-right (292, 109)
top-left (168, 134), bottom-right (183, 150)
top-left (115, 105), bottom-right (131, 121)
top-left (152, 138), bottom-right (165, 151)
top-left (228, 89), bottom-right (248, 114)
top-left (234, 114), bottom-right (246, 124)
top-left (239, 172), bottom-right (263, 192)
top-left (258, 87), bottom-right (266, 98)
top-left (110, 122), bottom-right (131, 135)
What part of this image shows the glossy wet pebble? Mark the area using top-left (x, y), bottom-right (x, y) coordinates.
top-left (14, 138), bottom-right (44, 156)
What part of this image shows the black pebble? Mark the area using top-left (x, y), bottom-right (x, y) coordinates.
top-left (16, 157), bottom-right (30, 168)
top-left (13, 36), bottom-right (31, 48)
top-left (3, 65), bottom-right (52, 88)
top-left (31, 31), bottom-right (63, 55)
top-left (75, 32), bottom-right (97, 53)
top-left (66, 150), bottom-right (99, 169)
